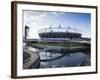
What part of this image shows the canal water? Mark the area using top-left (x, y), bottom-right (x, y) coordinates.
top-left (26, 46), bottom-right (90, 68)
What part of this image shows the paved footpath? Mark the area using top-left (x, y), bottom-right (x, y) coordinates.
top-left (23, 49), bottom-right (40, 69)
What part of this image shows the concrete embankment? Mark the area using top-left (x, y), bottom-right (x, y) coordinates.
top-left (23, 49), bottom-right (40, 69)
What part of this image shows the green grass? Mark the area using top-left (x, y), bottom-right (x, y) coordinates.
top-left (30, 41), bottom-right (86, 48)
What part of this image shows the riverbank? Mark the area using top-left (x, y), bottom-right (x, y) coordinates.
top-left (23, 40), bottom-right (91, 69)
top-left (23, 45), bottom-right (91, 69)
top-left (23, 49), bottom-right (40, 69)
top-left (28, 42), bottom-right (90, 53)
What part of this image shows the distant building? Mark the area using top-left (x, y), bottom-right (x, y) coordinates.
top-left (38, 25), bottom-right (81, 41)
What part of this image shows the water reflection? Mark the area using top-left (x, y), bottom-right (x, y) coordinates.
top-left (40, 52), bottom-right (87, 68)
top-left (39, 52), bottom-right (63, 60)
top-left (25, 46), bottom-right (90, 68)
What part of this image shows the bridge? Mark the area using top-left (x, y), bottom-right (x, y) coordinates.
top-left (23, 39), bottom-right (38, 43)
top-left (24, 39), bottom-right (90, 44)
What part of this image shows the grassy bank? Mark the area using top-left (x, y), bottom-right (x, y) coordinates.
top-left (28, 41), bottom-right (90, 49)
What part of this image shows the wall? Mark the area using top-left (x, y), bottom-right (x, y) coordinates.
top-left (0, 0), bottom-right (100, 80)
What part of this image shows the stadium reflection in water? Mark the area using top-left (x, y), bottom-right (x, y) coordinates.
top-left (27, 46), bottom-right (90, 68)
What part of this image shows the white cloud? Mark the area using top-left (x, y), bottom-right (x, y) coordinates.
top-left (51, 12), bottom-right (58, 15)
top-left (24, 10), bottom-right (48, 20)
top-left (23, 10), bottom-right (50, 38)
top-left (51, 12), bottom-right (65, 15)
top-left (23, 10), bottom-right (49, 26)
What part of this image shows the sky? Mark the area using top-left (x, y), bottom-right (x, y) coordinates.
top-left (23, 10), bottom-right (91, 39)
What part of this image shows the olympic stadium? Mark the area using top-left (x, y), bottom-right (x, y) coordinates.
top-left (38, 25), bottom-right (82, 41)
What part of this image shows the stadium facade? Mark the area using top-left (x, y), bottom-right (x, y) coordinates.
top-left (38, 25), bottom-right (82, 41)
